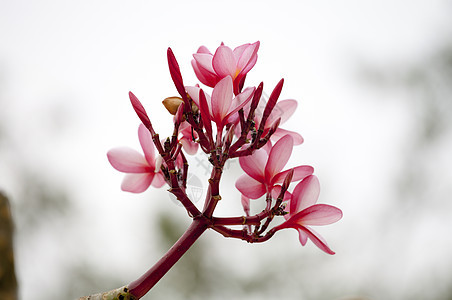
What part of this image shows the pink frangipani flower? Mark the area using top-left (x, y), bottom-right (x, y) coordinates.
top-left (186, 76), bottom-right (254, 133)
top-left (235, 135), bottom-right (313, 199)
top-left (192, 41), bottom-right (260, 94)
top-left (107, 124), bottom-right (166, 193)
top-left (277, 175), bottom-right (343, 255)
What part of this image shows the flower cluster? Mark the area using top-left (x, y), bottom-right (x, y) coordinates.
top-left (108, 42), bottom-right (342, 255)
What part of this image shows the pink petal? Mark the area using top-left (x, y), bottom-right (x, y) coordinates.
top-left (267, 99), bottom-right (298, 125)
top-left (196, 45), bottom-right (212, 55)
top-left (211, 76), bottom-right (233, 124)
top-left (192, 60), bottom-right (216, 87)
top-left (185, 86), bottom-right (201, 107)
top-left (138, 124), bottom-right (155, 167)
top-left (121, 173), bottom-right (153, 193)
top-left (265, 135), bottom-right (294, 182)
top-left (107, 147), bottom-right (150, 173)
top-left (193, 53), bottom-right (215, 74)
top-left (290, 175), bottom-right (319, 214)
top-left (290, 204), bottom-right (343, 226)
top-left (236, 41), bottom-right (260, 75)
top-left (241, 195), bottom-right (250, 215)
top-left (180, 137), bottom-right (198, 155)
top-left (212, 45), bottom-right (237, 78)
top-left (239, 148), bottom-right (268, 182)
top-left (224, 87), bottom-right (255, 123)
top-left (296, 225), bottom-right (336, 255)
top-left (272, 165), bottom-right (313, 185)
top-left (297, 228), bottom-right (308, 246)
top-left (232, 44), bottom-right (248, 62)
top-left (271, 128), bottom-right (304, 145)
top-left (151, 172), bottom-right (166, 188)
top-left (235, 174), bottom-right (266, 199)
top-left (271, 185), bottom-right (292, 201)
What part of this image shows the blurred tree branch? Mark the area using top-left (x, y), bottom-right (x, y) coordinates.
top-left (0, 192), bottom-right (17, 300)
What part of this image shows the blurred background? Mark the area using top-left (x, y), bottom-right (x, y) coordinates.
top-left (1, 0), bottom-right (452, 299)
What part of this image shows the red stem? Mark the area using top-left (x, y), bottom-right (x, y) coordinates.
top-left (128, 217), bottom-right (208, 299)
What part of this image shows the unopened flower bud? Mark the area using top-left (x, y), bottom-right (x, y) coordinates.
top-left (163, 96), bottom-right (198, 115)
top-left (162, 97), bottom-right (184, 115)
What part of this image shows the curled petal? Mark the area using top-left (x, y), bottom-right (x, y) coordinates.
top-left (272, 165), bottom-right (313, 185)
top-left (289, 204), bottom-right (343, 226)
top-left (235, 174), bottom-right (266, 199)
top-left (138, 124), bottom-right (155, 167)
top-left (107, 147), bottom-right (150, 173)
top-left (265, 135), bottom-right (294, 182)
top-left (297, 228), bottom-right (308, 246)
top-left (296, 225), bottom-right (336, 255)
top-left (121, 173), bottom-right (153, 193)
top-left (271, 128), bottom-right (304, 145)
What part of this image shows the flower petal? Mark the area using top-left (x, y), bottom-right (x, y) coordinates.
top-left (211, 76), bottom-right (233, 124)
top-left (271, 128), bottom-right (304, 145)
top-left (290, 175), bottom-right (319, 213)
top-left (107, 147), bottom-right (150, 173)
top-left (193, 53), bottom-right (215, 74)
top-left (212, 45), bottom-right (236, 78)
top-left (241, 195), bottom-right (250, 215)
top-left (180, 137), bottom-right (199, 155)
top-left (185, 86), bottom-right (201, 107)
top-left (297, 228), bottom-right (308, 246)
top-left (267, 99), bottom-right (297, 126)
top-left (235, 174), bottom-right (266, 199)
top-left (121, 173), bottom-right (153, 193)
top-left (192, 59), bottom-right (216, 87)
top-left (138, 124), bottom-right (155, 167)
top-left (296, 225), bottom-right (336, 255)
top-left (289, 204), bottom-right (343, 226)
top-left (239, 148), bottom-right (268, 182)
top-left (196, 45), bottom-right (212, 55)
top-left (265, 135), bottom-right (294, 182)
top-left (151, 172), bottom-right (166, 188)
top-left (225, 87), bottom-right (255, 118)
top-left (272, 165), bottom-right (313, 185)
top-left (271, 185), bottom-right (292, 201)
top-left (236, 41), bottom-right (260, 75)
